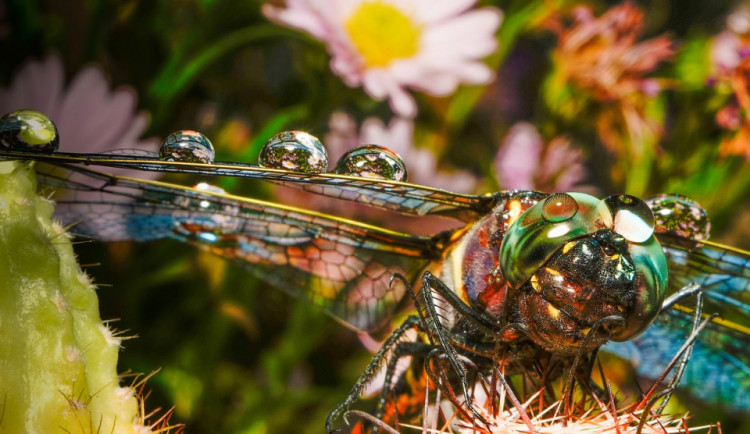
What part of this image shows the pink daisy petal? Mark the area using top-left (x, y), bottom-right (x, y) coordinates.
top-left (0, 54), bottom-right (157, 185)
top-left (495, 123), bottom-right (542, 190)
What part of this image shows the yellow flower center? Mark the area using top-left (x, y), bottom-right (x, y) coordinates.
top-left (345, 2), bottom-right (421, 67)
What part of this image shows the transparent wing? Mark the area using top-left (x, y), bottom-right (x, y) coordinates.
top-left (604, 235), bottom-right (750, 411)
top-left (0, 149), bottom-right (497, 222)
top-left (39, 162), bottom-right (444, 332)
top-left (604, 308), bottom-right (750, 411)
top-left (658, 235), bottom-right (750, 317)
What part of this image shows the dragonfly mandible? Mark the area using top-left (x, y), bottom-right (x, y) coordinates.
top-left (2, 110), bottom-right (750, 430)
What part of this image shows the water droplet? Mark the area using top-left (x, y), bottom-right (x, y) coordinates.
top-left (259, 131), bottom-right (328, 173)
top-left (0, 110), bottom-right (59, 152)
top-left (159, 130), bottom-right (215, 163)
top-left (645, 194), bottom-right (710, 240)
top-left (192, 182), bottom-right (226, 210)
top-left (542, 193), bottom-right (578, 223)
top-left (601, 194), bottom-right (655, 243)
top-left (334, 145), bottom-right (407, 181)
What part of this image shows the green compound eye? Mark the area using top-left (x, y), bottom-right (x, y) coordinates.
top-left (500, 192), bottom-right (602, 288)
top-left (542, 193), bottom-right (579, 223)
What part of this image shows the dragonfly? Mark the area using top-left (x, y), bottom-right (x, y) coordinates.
top-left (2, 110), bottom-right (750, 430)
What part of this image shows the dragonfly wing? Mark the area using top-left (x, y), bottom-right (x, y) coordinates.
top-left (604, 234), bottom-right (750, 411)
top-left (604, 308), bottom-right (750, 411)
top-left (657, 234), bottom-right (750, 316)
top-left (0, 150), bottom-right (496, 221)
top-left (41, 163), bottom-right (440, 332)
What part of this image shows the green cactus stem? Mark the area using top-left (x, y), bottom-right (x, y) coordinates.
top-left (0, 161), bottom-right (142, 432)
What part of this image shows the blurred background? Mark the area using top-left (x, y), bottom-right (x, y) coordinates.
top-left (3, 0), bottom-right (750, 432)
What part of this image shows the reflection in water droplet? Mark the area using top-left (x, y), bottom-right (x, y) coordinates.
top-left (334, 145), bottom-right (407, 181)
top-left (259, 131), bottom-right (328, 173)
top-left (0, 110), bottom-right (59, 152)
top-left (193, 182), bottom-right (226, 210)
top-left (646, 194), bottom-right (710, 240)
top-left (542, 193), bottom-right (578, 223)
top-left (602, 194), bottom-right (655, 243)
top-left (159, 130), bottom-right (215, 163)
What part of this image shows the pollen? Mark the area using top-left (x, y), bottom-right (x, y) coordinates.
top-left (610, 253), bottom-right (621, 260)
top-left (346, 2), bottom-right (422, 67)
top-left (562, 241), bottom-right (576, 254)
top-left (547, 304), bottom-right (560, 319)
top-left (544, 267), bottom-right (562, 277)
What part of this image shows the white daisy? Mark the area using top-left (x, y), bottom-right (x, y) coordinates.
top-left (263, 0), bottom-right (502, 117)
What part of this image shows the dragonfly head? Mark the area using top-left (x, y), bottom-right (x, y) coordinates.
top-left (499, 193), bottom-right (668, 355)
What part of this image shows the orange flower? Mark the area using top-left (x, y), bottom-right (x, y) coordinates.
top-left (553, 4), bottom-right (673, 103)
top-left (549, 4), bottom-right (673, 156)
top-left (710, 6), bottom-right (750, 159)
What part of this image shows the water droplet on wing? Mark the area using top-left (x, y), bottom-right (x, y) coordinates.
top-left (645, 194), bottom-right (710, 240)
top-left (159, 130), bottom-right (215, 163)
top-left (333, 145), bottom-right (407, 181)
top-left (0, 110), bottom-right (59, 152)
top-left (259, 131), bottom-right (328, 173)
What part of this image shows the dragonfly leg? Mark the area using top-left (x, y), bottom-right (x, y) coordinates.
top-left (370, 340), bottom-right (432, 433)
top-left (660, 282), bottom-right (701, 311)
top-left (419, 271), bottom-right (492, 430)
top-left (326, 315), bottom-right (423, 433)
top-left (654, 283), bottom-right (705, 414)
top-left (422, 348), bottom-right (487, 428)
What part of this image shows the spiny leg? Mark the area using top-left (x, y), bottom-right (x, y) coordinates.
top-left (561, 315), bottom-right (623, 416)
top-left (422, 348), bottom-right (479, 426)
top-left (371, 340), bottom-right (431, 433)
top-left (654, 283), bottom-right (705, 414)
top-left (420, 271), bottom-right (491, 430)
top-left (635, 311), bottom-right (719, 418)
top-left (326, 315), bottom-right (422, 433)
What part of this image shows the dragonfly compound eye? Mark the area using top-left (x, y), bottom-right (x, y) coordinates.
top-left (500, 192), bottom-right (669, 354)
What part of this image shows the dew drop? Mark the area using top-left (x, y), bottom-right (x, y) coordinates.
top-left (0, 110), bottom-right (59, 152)
top-left (601, 194), bottom-right (655, 243)
top-left (259, 131), bottom-right (328, 173)
top-left (645, 194), bottom-right (710, 240)
top-left (333, 145), bottom-right (407, 181)
top-left (159, 130), bottom-right (215, 164)
top-left (541, 193), bottom-right (578, 223)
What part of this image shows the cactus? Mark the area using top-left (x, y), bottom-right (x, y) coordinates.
top-left (0, 161), bottom-right (151, 432)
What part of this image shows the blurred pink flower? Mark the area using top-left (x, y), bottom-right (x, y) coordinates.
top-left (275, 112), bottom-right (476, 234)
top-left (0, 53), bottom-right (159, 178)
top-left (711, 31), bottom-right (744, 75)
top-left (494, 123), bottom-right (593, 194)
top-left (263, 0), bottom-right (502, 117)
